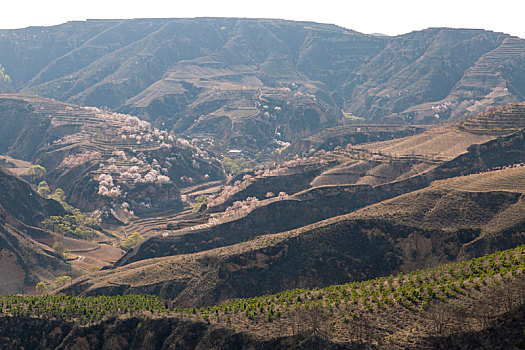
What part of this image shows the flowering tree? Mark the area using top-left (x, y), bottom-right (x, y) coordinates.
top-left (60, 151), bottom-right (100, 167)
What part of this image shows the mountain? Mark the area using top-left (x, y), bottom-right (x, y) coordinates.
top-left (0, 19), bottom-right (524, 153)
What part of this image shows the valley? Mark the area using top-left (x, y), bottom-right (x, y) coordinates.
top-left (0, 17), bottom-right (525, 349)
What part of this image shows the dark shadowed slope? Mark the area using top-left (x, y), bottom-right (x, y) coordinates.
top-left (0, 167), bottom-right (68, 293)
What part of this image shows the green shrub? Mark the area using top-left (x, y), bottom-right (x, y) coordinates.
top-left (121, 232), bottom-right (143, 251)
top-left (26, 165), bottom-right (46, 183)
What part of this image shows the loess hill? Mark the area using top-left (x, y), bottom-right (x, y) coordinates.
top-left (59, 168), bottom-right (525, 307)
top-left (1, 19), bottom-right (525, 349)
top-left (0, 94), bottom-right (225, 221)
top-left (112, 103), bottom-right (525, 270)
top-left (61, 122), bottom-right (525, 307)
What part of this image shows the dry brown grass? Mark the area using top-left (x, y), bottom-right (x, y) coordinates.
top-left (0, 155), bottom-right (33, 176)
top-left (359, 125), bottom-right (496, 161)
top-left (432, 165), bottom-right (525, 193)
top-left (351, 166), bottom-right (525, 233)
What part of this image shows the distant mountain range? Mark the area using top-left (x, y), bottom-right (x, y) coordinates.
top-left (1, 18), bottom-right (524, 152)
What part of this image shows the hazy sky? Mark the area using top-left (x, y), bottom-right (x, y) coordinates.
top-left (1, 0), bottom-right (524, 38)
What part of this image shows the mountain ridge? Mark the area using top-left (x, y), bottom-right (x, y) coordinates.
top-left (1, 19), bottom-right (524, 153)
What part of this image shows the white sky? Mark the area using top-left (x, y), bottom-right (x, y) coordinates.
top-left (1, 0), bottom-right (524, 38)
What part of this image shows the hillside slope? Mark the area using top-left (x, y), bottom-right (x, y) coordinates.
top-left (59, 162), bottom-right (525, 308)
top-left (7, 244), bottom-right (524, 349)
top-left (0, 94), bottom-right (224, 218)
top-left (112, 118), bottom-right (525, 269)
top-left (0, 167), bottom-right (69, 293)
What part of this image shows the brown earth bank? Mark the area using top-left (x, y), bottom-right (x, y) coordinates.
top-left (1, 306), bottom-right (523, 350)
top-left (414, 303), bottom-right (525, 349)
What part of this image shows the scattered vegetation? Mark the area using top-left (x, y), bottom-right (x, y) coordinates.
top-left (3, 245), bottom-right (524, 344)
top-left (193, 195), bottom-right (208, 212)
top-left (0, 63), bottom-right (10, 83)
top-left (179, 245), bottom-right (525, 333)
top-left (41, 210), bottom-right (98, 240)
top-left (34, 282), bottom-right (47, 296)
top-left (342, 110), bottom-right (364, 121)
top-left (39, 185), bottom-right (101, 241)
top-left (37, 181), bottom-right (51, 197)
top-left (0, 294), bottom-right (168, 325)
top-left (221, 156), bottom-right (254, 176)
top-left (121, 232), bottom-right (144, 251)
top-left (51, 236), bottom-right (70, 259)
top-left (54, 276), bottom-right (72, 288)
top-left (47, 188), bottom-right (75, 212)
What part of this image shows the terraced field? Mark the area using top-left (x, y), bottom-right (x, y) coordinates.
top-left (310, 158), bottom-right (432, 187)
top-left (0, 94), bottom-right (225, 218)
top-left (359, 125), bottom-right (496, 160)
top-left (461, 102), bottom-right (525, 134)
top-left (186, 244), bottom-right (525, 344)
top-left (432, 165), bottom-right (525, 193)
top-left (452, 37), bottom-right (525, 102)
top-left (117, 208), bottom-right (205, 237)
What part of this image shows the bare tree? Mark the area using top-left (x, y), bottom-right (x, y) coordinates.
top-left (303, 304), bottom-right (330, 339)
top-left (348, 311), bottom-right (374, 344)
top-left (423, 303), bottom-right (454, 336)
